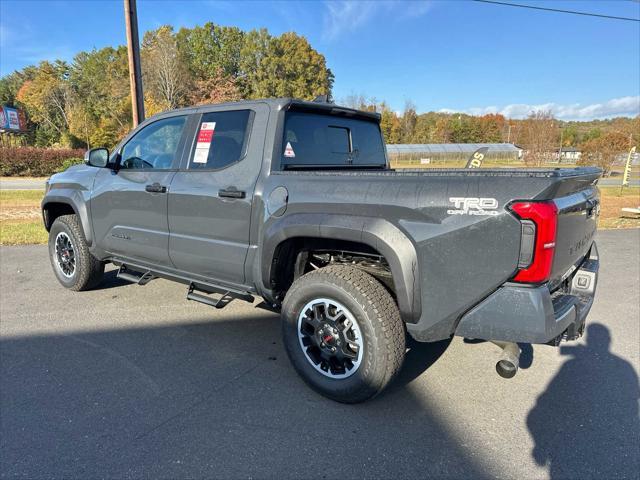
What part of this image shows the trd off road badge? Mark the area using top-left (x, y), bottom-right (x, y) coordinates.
top-left (447, 197), bottom-right (499, 216)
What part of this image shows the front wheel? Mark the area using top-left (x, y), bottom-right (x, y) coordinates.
top-left (48, 214), bottom-right (104, 291)
top-left (281, 265), bottom-right (406, 403)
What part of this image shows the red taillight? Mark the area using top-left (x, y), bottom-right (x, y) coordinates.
top-left (510, 201), bottom-right (558, 284)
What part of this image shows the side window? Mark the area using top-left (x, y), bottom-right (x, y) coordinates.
top-left (120, 115), bottom-right (186, 170)
top-left (189, 110), bottom-right (252, 170)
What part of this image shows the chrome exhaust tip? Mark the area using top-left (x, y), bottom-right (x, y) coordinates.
top-left (491, 341), bottom-right (521, 379)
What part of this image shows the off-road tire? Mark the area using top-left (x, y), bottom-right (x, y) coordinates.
top-left (48, 214), bottom-right (104, 291)
top-left (282, 265), bottom-right (406, 403)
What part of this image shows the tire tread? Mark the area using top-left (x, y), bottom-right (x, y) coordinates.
top-left (283, 265), bottom-right (405, 402)
top-left (50, 214), bottom-right (104, 291)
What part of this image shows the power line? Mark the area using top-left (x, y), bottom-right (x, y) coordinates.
top-left (472, 0), bottom-right (640, 22)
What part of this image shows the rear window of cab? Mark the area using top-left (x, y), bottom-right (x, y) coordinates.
top-left (281, 112), bottom-right (386, 169)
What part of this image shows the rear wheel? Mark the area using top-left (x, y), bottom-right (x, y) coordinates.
top-left (48, 214), bottom-right (104, 291)
top-left (282, 265), bottom-right (405, 403)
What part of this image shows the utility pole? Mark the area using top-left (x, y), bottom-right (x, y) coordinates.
top-left (124, 0), bottom-right (144, 127)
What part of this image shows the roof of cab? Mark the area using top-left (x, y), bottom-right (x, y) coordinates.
top-left (144, 97), bottom-right (381, 123)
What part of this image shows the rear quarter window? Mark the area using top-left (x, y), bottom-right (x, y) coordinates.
top-left (282, 112), bottom-right (386, 168)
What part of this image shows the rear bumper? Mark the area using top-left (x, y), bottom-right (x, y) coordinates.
top-left (453, 243), bottom-right (599, 345)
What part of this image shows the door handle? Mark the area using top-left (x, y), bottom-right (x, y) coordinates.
top-left (145, 183), bottom-right (167, 193)
top-left (218, 187), bottom-right (246, 199)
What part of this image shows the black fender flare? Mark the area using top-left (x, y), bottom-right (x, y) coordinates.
top-left (42, 193), bottom-right (93, 246)
top-left (261, 213), bottom-right (420, 323)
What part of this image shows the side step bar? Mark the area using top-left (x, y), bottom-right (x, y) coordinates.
top-left (187, 283), bottom-right (254, 309)
top-left (117, 265), bottom-right (155, 285)
top-left (113, 260), bottom-right (255, 310)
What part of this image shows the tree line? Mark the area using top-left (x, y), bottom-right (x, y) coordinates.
top-left (0, 21), bottom-right (637, 173)
top-left (342, 95), bottom-right (638, 171)
top-left (0, 23), bottom-right (333, 149)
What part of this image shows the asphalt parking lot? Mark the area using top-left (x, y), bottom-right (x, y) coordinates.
top-left (1, 229), bottom-right (638, 479)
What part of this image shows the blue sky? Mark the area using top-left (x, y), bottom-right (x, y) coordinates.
top-left (1, 0), bottom-right (639, 119)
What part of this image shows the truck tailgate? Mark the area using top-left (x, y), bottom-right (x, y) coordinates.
top-left (548, 170), bottom-right (601, 286)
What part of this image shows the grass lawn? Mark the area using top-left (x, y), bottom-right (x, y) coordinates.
top-left (0, 176), bottom-right (49, 181)
top-left (0, 186), bottom-right (637, 246)
top-left (0, 219), bottom-right (48, 245)
top-left (0, 190), bottom-right (46, 245)
top-left (597, 186), bottom-right (640, 229)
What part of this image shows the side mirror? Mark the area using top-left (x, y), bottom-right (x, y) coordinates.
top-left (85, 148), bottom-right (109, 168)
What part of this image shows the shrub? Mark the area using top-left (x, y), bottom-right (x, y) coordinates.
top-left (55, 157), bottom-right (85, 173)
top-left (0, 147), bottom-right (86, 176)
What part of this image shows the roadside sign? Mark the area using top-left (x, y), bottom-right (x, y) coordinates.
top-left (0, 105), bottom-right (27, 132)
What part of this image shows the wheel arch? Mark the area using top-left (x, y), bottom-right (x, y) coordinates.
top-left (260, 213), bottom-right (420, 323)
top-left (42, 194), bottom-right (93, 246)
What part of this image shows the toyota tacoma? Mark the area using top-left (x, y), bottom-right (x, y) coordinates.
top-left (42, 98), bottom-right (601, 403)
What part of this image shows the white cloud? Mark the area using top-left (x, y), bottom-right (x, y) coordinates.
top-left (439, 96), bottom-right (640, 120)
top-left (323, 0), bottom-right (432, 41)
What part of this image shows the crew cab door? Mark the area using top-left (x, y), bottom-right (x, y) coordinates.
top-left (91, 115), bottom-right (189, 267)
top-left (168, 105), bottom-right (267, 287)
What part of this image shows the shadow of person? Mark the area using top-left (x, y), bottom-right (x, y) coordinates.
top-left (527, 323), bottom-right (640, 479)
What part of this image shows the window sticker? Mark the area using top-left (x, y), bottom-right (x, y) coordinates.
top-left (193, 122), bottom-right (216, 164)
top-left (284, 141), bottom-right (296, 158)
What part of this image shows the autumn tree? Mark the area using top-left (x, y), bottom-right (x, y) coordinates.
top-left (478, 114), bottom-right (506, 143)
top-left (69, 46), bottom-right (132, 148)
top-left (342, 94), bottom-right (378, 112)
top-left (400, 101), bottom-right (417, 143)
top-left (0, 67), bottom-right (37, 106)
top-left (579, 132), bottom-right (633, 174)
top-left (379, 105), bottom-right (401, 144)
top-left (17, 61), bottom-right (74, 146)
top-left (188, 69), bottom-right (242, 105)
top-left (433, 116), bottom-right (453, 143)
top-left (516, 110), bottom-right (558, 166)
top-left (142, 26), bottom-right (190, 111)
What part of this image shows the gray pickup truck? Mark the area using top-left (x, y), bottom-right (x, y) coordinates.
top-left (42, 98), bottom-right (601, 403)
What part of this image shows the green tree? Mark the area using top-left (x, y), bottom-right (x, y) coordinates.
top-left (449, 115), bottom-right (482, 143)
top-left (0, 67), bottom-right (36, 106)
top-left (249, 32), bottom-right (333, 99)
top-left (582, 128), bottom-right (602, 143)
top-left (176, 23), bottom-right (244, 80)
top-left (238, 28), bottom-right (272, 97)
top-left (561, 124), bottom-right (579, 146)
